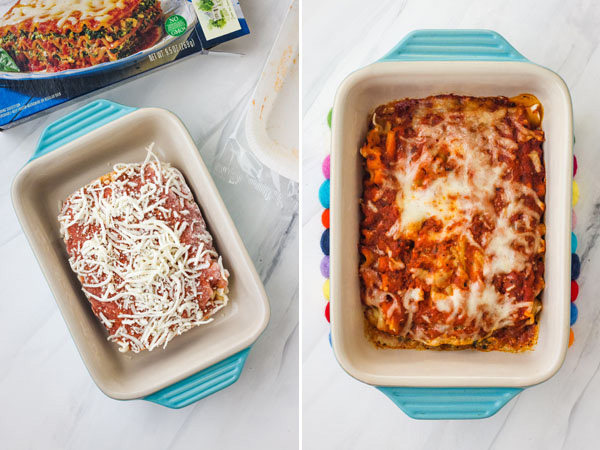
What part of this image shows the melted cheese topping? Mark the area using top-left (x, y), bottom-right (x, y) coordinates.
top-left (58, 145), bottom-right (229, 353)
top-left (361, 95), bottom-right (545, 348)
top-left (395, 104), bottom-right (543, 339)
top-left (394, 108), bottom-right (543, 278)
top-left (0, 0), bottom-right (126, 28)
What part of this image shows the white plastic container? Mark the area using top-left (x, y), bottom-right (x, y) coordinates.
top-left (245, 0), bottom-right (299, 182)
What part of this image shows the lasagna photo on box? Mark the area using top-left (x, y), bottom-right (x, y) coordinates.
top-left (359, 94), bottom-right (546, 352)
top-left (0, 0), bottom-right (164, 72)
top-left (58, 146), bottom-right (229, 353)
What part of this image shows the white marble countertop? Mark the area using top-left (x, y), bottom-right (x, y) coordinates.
top-left (302, 1), bottom-right (600, 448)
top-left (0, 1), bottom-right (298, 449)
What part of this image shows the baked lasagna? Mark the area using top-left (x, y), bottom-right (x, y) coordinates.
top-left (359, 94), bottom-right (545, 352)
top-left (58, 146), bottom-right (229, 353)
top-left (0, 0), bottom-right (163, 72)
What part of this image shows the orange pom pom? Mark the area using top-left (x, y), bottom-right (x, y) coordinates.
top-left (569, 328), bottom-right (575, 347)
top-left (321, 209), bottom-right (330, 228)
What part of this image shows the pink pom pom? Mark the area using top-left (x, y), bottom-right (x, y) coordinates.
top-left (322, 154), bottom-right (330, 179)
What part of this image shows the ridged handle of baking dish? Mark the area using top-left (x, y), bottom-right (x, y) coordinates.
top-left (144, 348), bottom-right (252, 409)
top-left (377, 387), bottom-right (522, 420)
top-left (32, 99), bottom-right (136, 160)
top-left (380, 29), bottom-right (527, 62)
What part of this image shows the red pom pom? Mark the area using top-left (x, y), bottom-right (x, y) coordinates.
top-left (574, 155), bottom-right (578, 177)
top-left (571, 280), bottom-right (579, 302)
top-left (325, 302), bottom-right (330, 323)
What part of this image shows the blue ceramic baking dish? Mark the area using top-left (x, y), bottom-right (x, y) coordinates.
top-left (330, 30), bottom-right (573, 419)
top-left (12, 99), bottom-right (270, 408)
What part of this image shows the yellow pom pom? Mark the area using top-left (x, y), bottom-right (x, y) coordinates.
top-left (323, 279), bottom-right (330, 301)
top-left (573, 181), bottom-right (579, 206)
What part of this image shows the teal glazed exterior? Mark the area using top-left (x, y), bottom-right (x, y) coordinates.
top-left (380, 29), bottom-right (527, 63)
top-left (29, 99), bottom-right (256, 409)
top-left (377, 386), bottom-right (522, 420)
top-left (32, 99), bottom-right (136, 160)
top-left (145, 348), bottom-right (251, 408)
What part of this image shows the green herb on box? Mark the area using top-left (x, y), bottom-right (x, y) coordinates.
top-left (0, 48), bottom-right (19, 72)
top-left (209, 18), bottom-right (227, 28)
top-left (197, 0), bottom-right (214, 11)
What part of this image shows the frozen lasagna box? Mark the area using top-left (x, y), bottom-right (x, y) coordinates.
top-left (0, 0), bottom-right (249, 128)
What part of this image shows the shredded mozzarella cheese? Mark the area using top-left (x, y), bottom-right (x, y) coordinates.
top-left (58, 144), bottom-right (229, 353)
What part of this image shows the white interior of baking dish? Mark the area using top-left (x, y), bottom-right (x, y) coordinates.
top-left (12, 108), bottom-right (270, 399)
top-left (330, 61), bottom-right (572, 388)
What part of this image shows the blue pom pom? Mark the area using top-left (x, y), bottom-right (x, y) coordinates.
top-left (570, 303), bottom-right (578, 326)
top-left (572, 253), bottom-right (580, 280)
top-left (572, 232), bottom-right (578, 253)
top-left (320, 228), bottom-right (330, 256)
top-left (328, 332), bottom-right (332, 347)
top-left (319, 179), bottom-right (330, 209)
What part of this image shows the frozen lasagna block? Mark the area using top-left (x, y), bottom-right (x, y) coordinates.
top-left (58, 148), bottom-right (229, 353)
